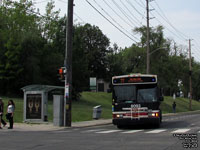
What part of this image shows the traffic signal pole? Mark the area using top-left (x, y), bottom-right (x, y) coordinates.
top-left (64, 0), bottom-right (74, 127)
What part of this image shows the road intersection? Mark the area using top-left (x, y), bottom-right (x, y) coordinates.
top-left (0, 112), bottom-right (200, 150)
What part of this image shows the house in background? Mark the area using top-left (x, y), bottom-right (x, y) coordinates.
top-left (90, 77), bottom-right (110, 92)
top-left (97, 79), bottom-right (110, 92)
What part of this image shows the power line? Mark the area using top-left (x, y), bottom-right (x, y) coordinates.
top-left (93, 0), bottom-right (139, 40)
top-left (148, 2), bottom-right (200, 59)
top-left (193, 40), bottom-right (200, 50)
top-left (150, 2), bottom-right (188, 41)
top-left (150, 12), bottom-right (186, 42)
top-left (102, 0), bottom-right (135, 29)
top-left (148, 13), bottom-right (200, 59)
top-left (138, 0), bottom-right (146, 8)
top-left (58, 0), bottom-right (68, 4)
top-left (134, 0), bottom-right (146, 9)
top-left (149, 5), bottom-right (187, 42)
top-left (126, 0), bottom-right (145, 17)
top-left (154, 1), bottom-right (189, 39)
top-left (74, 12), bottom-right (85, 24)
top-left (192, 40), bottom-right (200, 58)
top-left (119, 0), bottom-right (142, 24)
top-left (33, 0), bottom-right (51, 4)
top-left (125, 0), bottom-right (146, 25)
top-left (111, 0), bottom-right (140, 27)
top-left (152, 1), bottom-right (200, 60)
top-left (85, 0), bottom-right (139, 43)
top-left (45, 0), bottom-right (84, 24)
top-left (184, 40), bottom-right (200, 61)
top-left (192, 48), bottom-right (200, 60)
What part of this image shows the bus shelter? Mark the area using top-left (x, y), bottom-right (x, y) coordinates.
top-left (21, 85), bottom-right (64, 123)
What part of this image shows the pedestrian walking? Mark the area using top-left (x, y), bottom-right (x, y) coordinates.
top-left (6, 100), bottom-right (15, 129)
top-left (172, 101), bottom-right (176, 113)
top-left (0, 98), bottom-right (7, 129)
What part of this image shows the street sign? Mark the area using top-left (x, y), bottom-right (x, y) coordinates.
top-left (90, 77), bottom-right (97, 91)
top-left (65, 84), bottom-right (69, 98)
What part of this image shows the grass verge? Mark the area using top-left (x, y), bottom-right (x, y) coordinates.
top-left (1, 92), bottom-right (200, 123)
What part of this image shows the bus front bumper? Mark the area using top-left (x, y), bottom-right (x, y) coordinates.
top-left (113, 117), bottom-right (160, 126)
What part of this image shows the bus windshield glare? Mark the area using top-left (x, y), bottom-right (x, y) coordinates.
top-left (113, 84), bottom-right (157, 103)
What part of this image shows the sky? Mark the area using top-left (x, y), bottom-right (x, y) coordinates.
top-left (32, 0), bottom-right (200, 61)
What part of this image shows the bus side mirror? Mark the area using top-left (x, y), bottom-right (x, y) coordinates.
top-left (159, 96), bottom-right (164, 101)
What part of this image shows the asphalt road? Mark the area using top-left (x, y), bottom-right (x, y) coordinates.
top-left (0, 113), bottom-right (200, 150)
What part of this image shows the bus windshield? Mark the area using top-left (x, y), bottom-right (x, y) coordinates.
top-left (137, 86), bottom-right (157, 102)
top-left (114, 85), bottom-right (136, 102)
top-left (113, 84), bottom-right (157, 103)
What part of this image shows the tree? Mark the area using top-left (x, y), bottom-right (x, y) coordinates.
top-left (0, 0), bottom-right (63, 95)
top-left (77, 24), bottom-right (110, 78)
top-left (132, 25), bottom-right (191, 96)
top-left (0, 0), bottom-right (43, 94)
top-left (122, 45), bottom-right (146, 74)
top-left (106, 43), bottom-right (125, 77)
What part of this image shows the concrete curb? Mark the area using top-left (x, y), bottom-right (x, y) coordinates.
top-left (163, 110), bottom-right (200, 117)
top-left (72, 119), bottom-right (112, 128)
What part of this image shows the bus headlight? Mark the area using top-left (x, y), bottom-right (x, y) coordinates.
top-left (149, 112), bottom-right (159, 117)
top-left (116, 114), bottom-right (123, 118)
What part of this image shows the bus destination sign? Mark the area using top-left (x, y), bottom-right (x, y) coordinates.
top-left (113, 76), bottom-right (156, 84)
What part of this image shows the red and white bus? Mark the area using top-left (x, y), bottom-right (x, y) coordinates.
top-left (112, 74), bottom-right (163, 128)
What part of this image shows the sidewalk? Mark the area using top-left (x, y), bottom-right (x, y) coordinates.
top-left (1, 110), bottom-right (200, 132)
top-left (0, 119), bottom-right (112, 132)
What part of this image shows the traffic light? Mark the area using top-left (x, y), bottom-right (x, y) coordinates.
top-left (58, 67), bottom-right (66, 81)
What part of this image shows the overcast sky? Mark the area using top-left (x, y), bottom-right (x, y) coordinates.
top-left (32, 0), bottom-right (200, 61)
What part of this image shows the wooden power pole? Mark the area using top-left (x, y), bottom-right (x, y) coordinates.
top-left (146, 0), bottom-right (150, 74)
top-left (64, 0), bottom-right (74, 127)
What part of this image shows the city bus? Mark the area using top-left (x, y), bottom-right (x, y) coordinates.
top-left (112, 74), bottom-right (163, 128)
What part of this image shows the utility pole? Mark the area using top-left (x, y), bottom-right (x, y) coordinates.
top-left (188, 39), bottom-right (192, 111)
top-left (146, 0), bottom-right (150, 74)
top-left (64, 0), bottom-right (74, 127)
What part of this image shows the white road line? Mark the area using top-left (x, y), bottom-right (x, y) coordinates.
top-left (52, 130), bottom-right (71, 133)
top-left (96, 130), bottom-right (122, 134)
top-left (81, 129), bottom-right (105, 133)
top-left (171, 129), bottom-right (191, 133)
top-left (146, 129), bottom-right (167, 134)
top-left (121, 130), bottom-right (143, 134)
top-left (73, 129), bottom-right (80, 131)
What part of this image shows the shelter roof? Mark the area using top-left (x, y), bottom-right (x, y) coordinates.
top-left (21, 85), bottom-right (64, 93)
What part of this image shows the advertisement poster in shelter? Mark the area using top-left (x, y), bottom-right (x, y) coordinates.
top-left (26, 94), bottom-right (42, 119)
